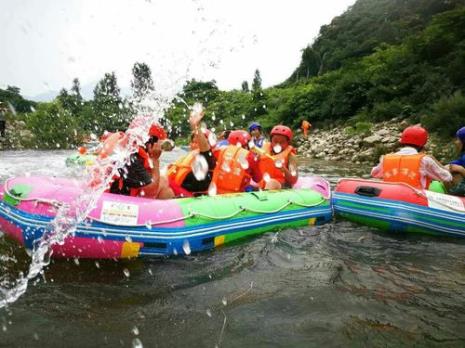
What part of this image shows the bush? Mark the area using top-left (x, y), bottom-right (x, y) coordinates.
top-left (422, 91), bottom-right (465, 137)
top-left (25, 101), bottom-right (84, 149)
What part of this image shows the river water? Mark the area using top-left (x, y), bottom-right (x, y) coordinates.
top-left (0, 149), bottom-right (465, 347)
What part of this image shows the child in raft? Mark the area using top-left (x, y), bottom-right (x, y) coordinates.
top-left (371, 125), bottom-right (452, 189)
top-left (446, 126), bottom-right (465, 196)
top-left (254, 125), bottom-right (298, 190)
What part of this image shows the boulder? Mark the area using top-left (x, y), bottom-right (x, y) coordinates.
top-left (363, 134), bottom-right (382, 145)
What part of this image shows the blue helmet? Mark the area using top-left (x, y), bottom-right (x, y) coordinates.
top-left (456, 127), bottom-right (465, 144)
top-left (248, 122), bottom-right (261, 132)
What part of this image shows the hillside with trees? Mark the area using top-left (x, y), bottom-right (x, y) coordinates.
top-left (1, 0), bottom-right (464, 149)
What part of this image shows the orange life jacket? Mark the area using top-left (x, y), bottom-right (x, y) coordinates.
top-left (211, 145), bottom-right (251, 194)
top-left (258, 143), bottom-right (296, 185)
top-left (301, 120), bottom-right (311, 130)
top-left (382, 153), bottom-right (429, 189)
top-left (166, 150), bottom-right (199, 187)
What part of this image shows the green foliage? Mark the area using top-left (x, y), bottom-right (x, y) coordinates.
top-left (93, 72), bottom-right (130, 132)
top-left (25, 101), bottom-right (83, 149)
top-left (287, 0), bottom-right (465, 82)
top-left (0, 86), bottom-right (36, 113)
top-left (345, 121), bottom-right (373, 136)
top-left (422, 91), bottom-right (465, 137)
top-left (131, 62), bottom-right (155, 101)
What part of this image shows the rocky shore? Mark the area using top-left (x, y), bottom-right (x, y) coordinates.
top-left (296, 118), bottom-right (453, 164)
top-left (0, 119), bottom-right (34, 150)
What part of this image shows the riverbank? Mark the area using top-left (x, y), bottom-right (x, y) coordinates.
top-left (296, 118), bottom-right (455, 165)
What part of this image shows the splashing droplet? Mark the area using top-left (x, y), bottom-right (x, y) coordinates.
top-left (132, 326), bottom-right (140, 335)
top-left (132, 338), bottom-right (143, 348)
top-left (208, 183), bottom-right (217, 196)
top-left (222, 297), bottom-right (227, 306)
top-left (206, 309), bottom-right (212, 317)
top-left (123, 268), bottom-right (130, 278)
top-left (273, 144), bottom-right (282, 154)
top-left (221, 162), bottom-right (231, 173)
top-left (191, 155), bottom-right (209, 181)
top-left (263, 173), bottom-right (271, 183)
top-left (182, 240), bottom-right (191, 255)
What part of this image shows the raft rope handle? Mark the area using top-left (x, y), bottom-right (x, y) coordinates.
top-left (3, 177), bottom-right (328, 227)
top-left (3, 177), bottom-right (65, 208)
top-left (86, 196), bottom-right (327, 227)
top-left (338, 178), bottom-right (465, 213)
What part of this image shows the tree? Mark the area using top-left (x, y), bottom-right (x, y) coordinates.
top-left (252, 69), bottom-right (262, 93)
top-left (25, 101), bottom-right (83, 148)
top-left (251, 69), bottom-right (266, 116)
top-left (93, 72), bottom-right (128, 132)
top-left (131, 62), bottom-right (155, 101)
top-left (70, 78), bottom-right (83, 103)
top-left (241, 81), bottom-right (249, 92)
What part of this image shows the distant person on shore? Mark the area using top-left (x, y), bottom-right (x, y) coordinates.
top-left (446, 126), bottom-right (465, 196)
top-left (301, 120), bottom-right (311, 139)
top-left (371, 125), bottom-right (452, 189)
top-left (248, 122), bottom-right (266, 148)
top-left (0, 102), bottom-right (6, 138)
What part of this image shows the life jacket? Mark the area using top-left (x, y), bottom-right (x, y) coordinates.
top-left (258, 143), bottom-right (296, 186)
top-left (211, 145), bottom-right (251, 194)
top-left (301, 120), bottom-right (311, 130)
top-left (382, 153), bottom-right (429, 189)
top-left (126, 147), bottom-right (153, 197)
top-left (167, 150), bottom-right (199, 188)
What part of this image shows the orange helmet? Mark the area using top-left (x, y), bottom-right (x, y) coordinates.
top-left (271, 125), bottom-right (293, 141)
top-left (228, 130), bottom-right (251, 147)
top-left (149, 124), bottom-right (167, 140)
top-left (400, 126), bottom-right (428, 147)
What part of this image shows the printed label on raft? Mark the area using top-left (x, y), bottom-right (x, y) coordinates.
top-left (425, 191), bottom-right (465, 213)
top-left (101, 201), bottom-right (139, 226)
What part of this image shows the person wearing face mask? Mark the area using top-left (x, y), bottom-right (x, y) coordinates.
top-left (210, 130), bottom-right (262, 194)
top-left (256, 125), bottom-right (298, 190)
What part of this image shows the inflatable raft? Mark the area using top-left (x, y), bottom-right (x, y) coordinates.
top-left (333, 178), bottom-right (465, 238)
top-left (65, 153), bottom-right (97, 167)
top-left (0, 176), bottom-right (332, 259)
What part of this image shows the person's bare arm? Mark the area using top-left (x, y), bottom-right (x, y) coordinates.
top-left (189, 109), bottom-right (210, 152)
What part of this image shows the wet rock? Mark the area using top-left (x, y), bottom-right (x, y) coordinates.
top-left (363, 134), bottom-right (382, 145)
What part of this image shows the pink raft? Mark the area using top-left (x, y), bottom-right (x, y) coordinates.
top-left (0, 176), bottom-right (331, 259)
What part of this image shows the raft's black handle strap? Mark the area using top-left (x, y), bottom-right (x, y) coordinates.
top-left (355, 186), bottom-right (381, 197)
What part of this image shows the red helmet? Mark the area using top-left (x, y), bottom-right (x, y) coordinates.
top-left (149, 124), bottom-right (167, 140)
top-left (228, 130), bottom-right (251, 147)
top-left (400, 126), bottom-right (428, 147)
top-left (271, 125), bottom-right (293, 141)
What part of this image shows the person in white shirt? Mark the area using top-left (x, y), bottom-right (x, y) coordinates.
top-left (371, 125), bottom-right (452, 189)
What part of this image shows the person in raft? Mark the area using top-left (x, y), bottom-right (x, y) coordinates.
top-left (166, 109), bottom-right (217, 197)
top-left (210, 130), bottom-right (262, 194)
top-left (446, 126), bottom-right (465, 196)
top-left (248, 122), bottom-right (266, 148)
top-left (371, 125), bottom-right (452, 189)
top-left (255, 125), bottom-right (298, 190)
top-left (109, 124), bottom-right (175, 199)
